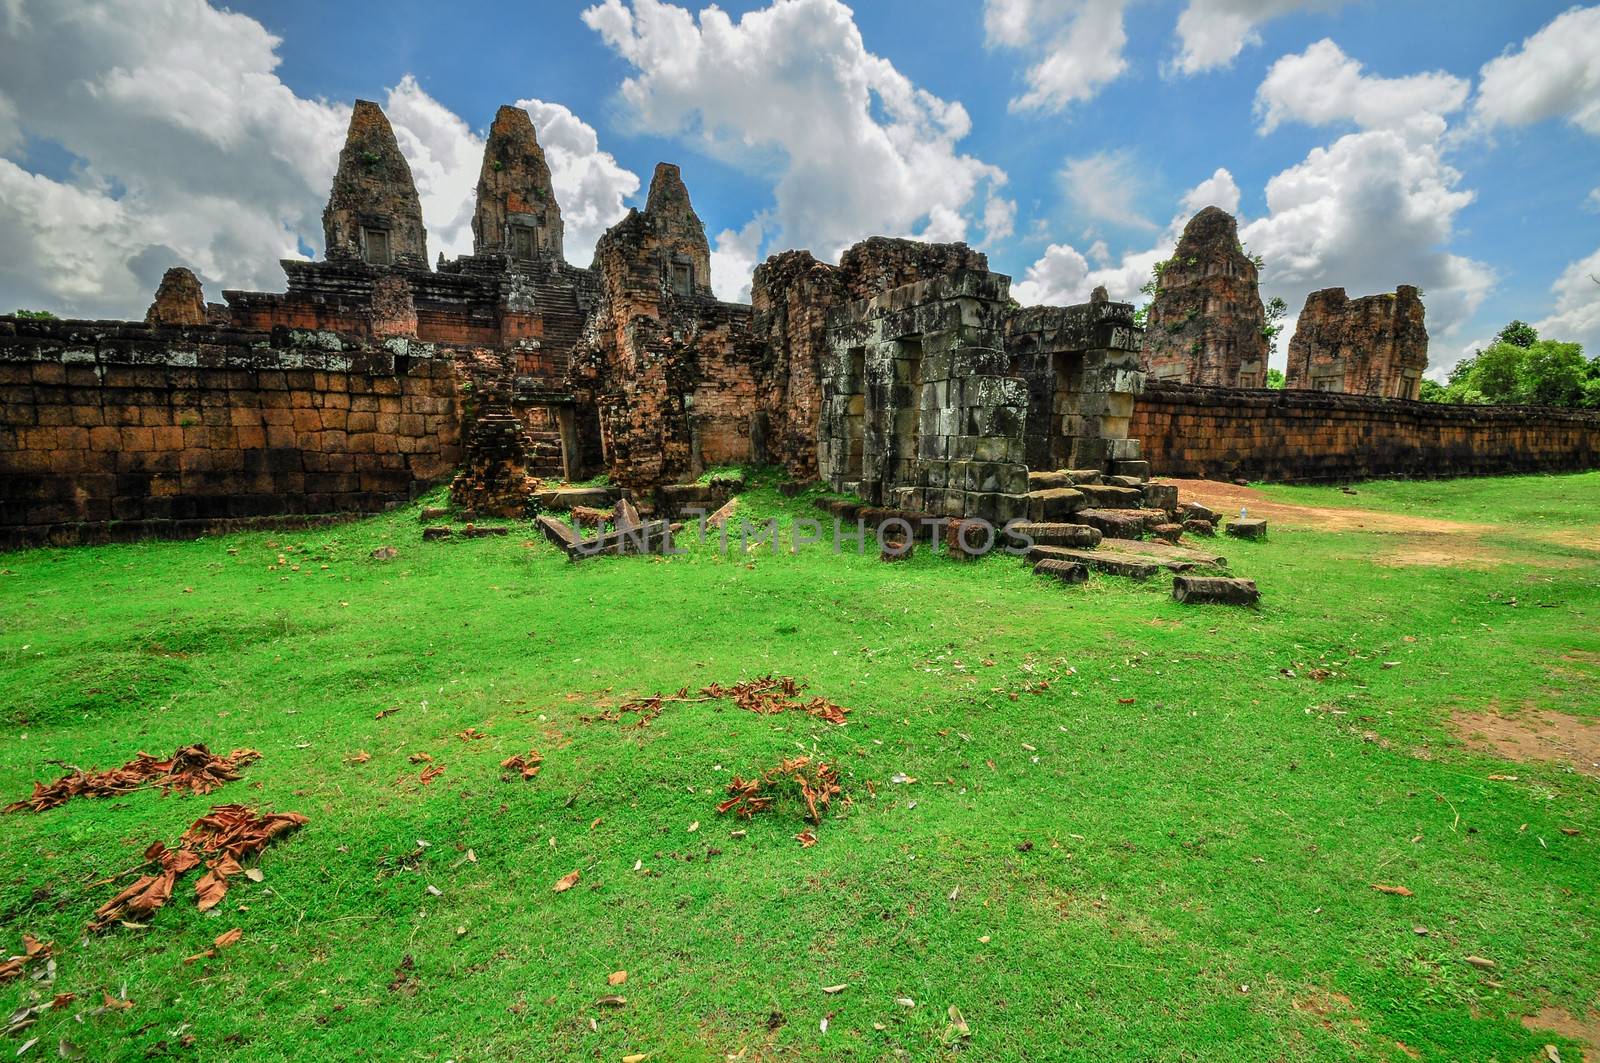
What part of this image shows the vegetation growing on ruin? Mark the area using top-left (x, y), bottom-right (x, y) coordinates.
top-left (1, 475), bottom-right (1597, 1061)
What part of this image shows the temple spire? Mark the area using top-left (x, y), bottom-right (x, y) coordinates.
top-left (473, 105), bottom-right (564, 262)
top-left (322, 100), bottom-right (429, 269)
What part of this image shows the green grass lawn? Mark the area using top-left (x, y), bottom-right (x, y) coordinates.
top-left (2, 474), bottom-right (1598, 1061)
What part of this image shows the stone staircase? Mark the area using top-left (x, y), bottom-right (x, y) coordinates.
top-left (524, 429), bottom-right (566, 478)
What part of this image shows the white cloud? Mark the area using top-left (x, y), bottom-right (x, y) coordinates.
top-left (1256, 39), bottom-right (1469, 142)
top-left (984, 0), bottom-right (1131, 113)
top-left (1586, 187), bottom-right (1600, 213)
top-left (1473, 5), bottom-right (1600, 136)
top-left (1171, 0), bottom-right (1343, 75)
top-left (1239, 129), bottom-right (1494, 360)
top-left (0, 1), bottom-right (637, 319)
top-left (515, 98), bottom-right (641, 264)
top-left (386, 75), bottom-right (481, 262)
top-left (1534, 245), bottom-right (1600, 351)
top-left (582, 0), bottom-right (1011, 267)
top-left (1062, 150), bottom-right (1156, 230)
top-left (1013, 167), bottom-right (1240, 306)
top-left (709, 217), bottom-right (764, 302)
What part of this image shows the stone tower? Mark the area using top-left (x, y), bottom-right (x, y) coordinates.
top-left (643, 163), bottom-right (712, 298)
top-left (1285, 285), bottom-right (1428, 399)
top-left (472, 105), bottom-right (563, 262)
top-left (322, 100), bottom-right (429, 269)
top-left (1140, 206), bottom-right (1269, 388)
top-left (144, 267), bottom-right (207, 327)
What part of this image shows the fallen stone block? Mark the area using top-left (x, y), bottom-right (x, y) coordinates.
top-left (1178, 501), bottom-right (1218, 524)
top-left (1026, 487), bottom-right (1087, 522)
top-left (1007, 522), bottom-right (1102, 549)
top-left (777, 480), bottom-right (815, 498)
top-left (1032, 558), bottom-right (1089, 584)
top-left (1027, 470), bottom-right (1076, 490)
top-left (944, 518), bottom-right (997, 560)
top-left (1226, 518), bottom-right (1268, 541)
top-left (1100, 537), bottom-right (1227, 569)
top-left (706, 497), bottom-right (739, 529)
top-left (1075, 483), bottom-right (1144, 509)
top-left (370, 545), bottom-right (399, 560)
top-left (1078, 508), bottom-right (1146, 540)
top-left (880, 537), bottom-right (913, 562)
top-left (1060, 469), bottom-right (1103, 484)
top-left (1141, 483), bottom-right (1178, 513)
top-left (1151, 523), bottom-right (1184, 544)
top-left (1172, 576), bottom-right (1260, 605)
top-left (1105, 474), bottom-right (1144, 489)
top-left (1025, 544), bottom-right (1159, 580)
top-left (459, 524), bottom-right (509, 539)
top-left (1111, 459), bottom-right (1150, 481)
top-left (422, 526), bottom-right (452, 541)
top-left (1182, 518), bottom-right (1216, 536)
top-left (535, 486), bottom-right (616, 512)
top-left (420, 506), bottom-right (448, 521)
top-left (536, 514), bottom-right (581, 552)
top-left (570, 505), bottom-right (609, 528)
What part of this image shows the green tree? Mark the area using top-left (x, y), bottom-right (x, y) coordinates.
top-left (1518, 340), bottom-right (1591, 406)
top-left (1495, 320), bottom-right (1538, 348)
top-left (1265, 368), bottom-right (1286, 389)
top-left (13, 308), bottom-right (57, 320)
top-left (1439, 336), bottom-right (1599, 408)
top-left (1261, 296), bottom-right (1288, 356)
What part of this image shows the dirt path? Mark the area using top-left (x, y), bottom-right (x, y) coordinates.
top-left (1160, 479), bottom-right (1493, 535)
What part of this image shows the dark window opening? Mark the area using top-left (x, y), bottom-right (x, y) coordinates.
top-left (511, 226), bottom-right (537, 261)
top-left (671, 262), bottom-right (693, 295)
top-left (363, 228), bottom-right (391, 266)
top-left (845, 347), bottom-right (866, 479)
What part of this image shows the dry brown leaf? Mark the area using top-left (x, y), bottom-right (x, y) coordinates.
top-left (821, 984), bottom-right (848, 994)
top-left (101, 992), bottom-right (133, 1011)
top-left (596, 994), bottom-right (627, 1007)
top-left (345, 751), bottom-right (372, 765)
top-left (1464, 955), bottom-right (1496, 970)
top-left (214, 928), bottom-right (242, 950)
top-left (622, 1055), bottom-right (649, 1063)
top-left (408, 752), bottom-right (433, 764)
top-left (1371, 883), bottom-right (1413, 897)
top-left (553, 870), bottom-right (581, 893)
top-left (608, 971), bottom-right (627, 986)
top-left (5, 745), bottom-right (261, 814)
top-left (795, 830), bottom-right (817, 848)
top-left (419, 765), bottom-right (445, 785)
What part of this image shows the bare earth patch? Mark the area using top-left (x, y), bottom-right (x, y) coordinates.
top-left (1161, 480), bottom-right (1488, 535)
top-left (1163, 479), bottom-right (1600, 569)
top-left (1521, 1005), bottom-right (1600, 1063)
top-left (1451, 707), bottom-right (1600, 776)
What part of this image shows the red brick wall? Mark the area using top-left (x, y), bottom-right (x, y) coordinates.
top-left (1131, 381), bottom-right (1600, 482)
top-left (0, 317), bottom-right (462, 549)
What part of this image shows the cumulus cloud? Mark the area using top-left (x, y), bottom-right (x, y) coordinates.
top-left (0, 0), bottom-right (638, 319)
top-left (582, 0), bottom-right (1013, 269)
top-left (1534, 245), bottom-right (1600, 351)
top-left (1061, 150), bottom-right (1157, 231)
top-left (984, 0), bottom-right (1130, 113)
top-left (709, 217), bottom-right (765, 302)
top-left (1012, 167), bottom-right (1240, 306)
top-left (1171, 0), bottom-right (1343, 75)
top-left (1473, 5), bottom-right (1600, 136)
top-left (515, 98), bottom-right (641, 264)
top-left (1255, 39), bottom-right (1469, 142)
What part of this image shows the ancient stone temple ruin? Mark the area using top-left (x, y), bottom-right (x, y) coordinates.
top-left (1285, 285), bottom-right (1429, 399)
top-left (1140, 206), bottom-right (1269, 388)
top-left (3, 97), bottom-right (1595, 550)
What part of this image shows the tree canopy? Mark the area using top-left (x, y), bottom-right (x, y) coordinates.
top-left (1427, 322), bottom-right (1599, 408)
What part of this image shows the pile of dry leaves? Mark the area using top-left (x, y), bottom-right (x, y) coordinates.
top-left (89, 804), bottom-right (306, 932)
top-left (501, 751), bottom-right (543, 780)
top-left (582, 675), bottom-right (850, 728)
top-left (717, 756), bottom-right (844, 846)
top-left (0, 935), bottom-right (53, 982)
top-left (4, 745), bottom-right (261, 814)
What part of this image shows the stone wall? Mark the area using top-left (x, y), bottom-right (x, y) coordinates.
top-left (0, 316), bottom-right (461, 549)
top-left (1130, 381), bottom-right (1600, 482)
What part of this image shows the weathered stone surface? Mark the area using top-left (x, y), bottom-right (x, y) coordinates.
top-left (1182, 518), bottom-right (1216, 536)
top-left (1151, 522), bottom-right (1184, 544)
top-left (145, 268), bottom-right (208, 327)
top-left (1141, 482), bottom-right (1179, 513)
top-left (422, 526), bottom-right (453, 541)
top-left (1009, 522), bottom-right (1102, 548)
top-left (1141, 207), bottom-right (1269, 388)
top-left (1077, 508), bottom-right (1146, 540)
top-left (1032, 558), bottom-right (1089, 584)
top-left (1026, 488), bottom-right (1088, 522)
top-left (1075, 483), bottom-right (1143, 508)
top-left (473, 105), bottom-right (563, 262)
top-left (1226, 517), bottom-right (1268, 540)
top-left (1285, 285), bottom-right (1427, 399)
top-left (1132, 380), bottom-right (1600, 482)
top-left (1172, 576), bottom-right (1259, 605)
top-left (323, 100), bottom-right (428, 268)
top-left (1025, 544), bottom-right (1158, 580)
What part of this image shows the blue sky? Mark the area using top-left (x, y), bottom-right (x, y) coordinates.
top-left (1, 0), bottom-right (1597, 374)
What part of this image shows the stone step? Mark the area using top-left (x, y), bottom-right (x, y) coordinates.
top-left (1098, 537), bottom-right (1228, 568)
top-left (1024, 544), bottom-right (1159, 580)
top-left (1032, 558), bottom-right (1089, 584)
top-left (1008, 522), bottom-right (1102, 548)
top-left (1025, 487), bottom-right (1087, 522)
top-left (1074, 483), bottom-right (1144, 509)
top-left (1077, 508), bottom-right (1146, 540)
top-left (535, 486), bottom-right (618, 511)
top-left (1027, 468), bottom-right (1102, 489)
